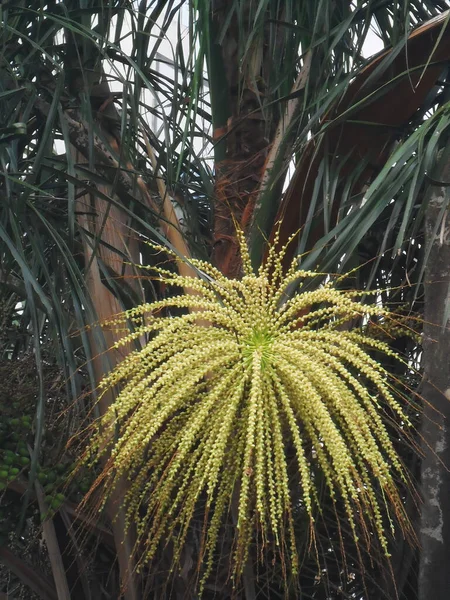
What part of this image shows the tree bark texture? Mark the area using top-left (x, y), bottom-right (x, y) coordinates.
top-left (419, 149), bottom-right (450, 599)
top-left (210, 2), bottom-right (277, 277)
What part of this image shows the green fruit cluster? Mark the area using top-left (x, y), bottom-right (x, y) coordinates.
top-left (0, 409), bottom-right (96, 525)
top-left (0, 415), bottom-right (33, 486)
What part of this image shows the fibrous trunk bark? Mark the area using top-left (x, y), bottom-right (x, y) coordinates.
top-left (210, 3), bottom-right (275, 277)
top-left (419, 148), bottom-right (450, 599)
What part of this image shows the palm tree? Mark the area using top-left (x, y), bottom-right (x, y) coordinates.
top-left (1, 1), bottom-right (450, 598)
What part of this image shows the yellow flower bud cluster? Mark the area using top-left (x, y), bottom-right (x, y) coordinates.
top-left (82, 231), bottom-right (413, 591)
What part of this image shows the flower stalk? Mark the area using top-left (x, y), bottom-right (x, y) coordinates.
top-left (81, 232), bottom-right (414, 590)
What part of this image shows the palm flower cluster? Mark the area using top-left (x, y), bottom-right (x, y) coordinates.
top-left (83, 234), bottom-right (413, 588)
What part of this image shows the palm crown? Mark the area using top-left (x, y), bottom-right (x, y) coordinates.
top-left (1, 1), bottom-right (449, 598)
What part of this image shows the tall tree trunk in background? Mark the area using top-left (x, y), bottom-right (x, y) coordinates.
top-left (76, 181), bottom-right (142, 600)
top-left (419, 148), bottom-right (450, 599)
top-left (66, 34), bottom-right (143, 599)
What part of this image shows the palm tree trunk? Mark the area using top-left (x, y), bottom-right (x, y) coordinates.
top-left (419, 146), bottom-right (450, 599)
top-left (210, 3), bottom-right (276, 277)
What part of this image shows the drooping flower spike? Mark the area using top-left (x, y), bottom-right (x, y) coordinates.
top-left (82, 230), bottom-right (414, 589)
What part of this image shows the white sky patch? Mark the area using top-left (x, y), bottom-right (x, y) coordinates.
top-left (362, 21), bottom-right (385, 58)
